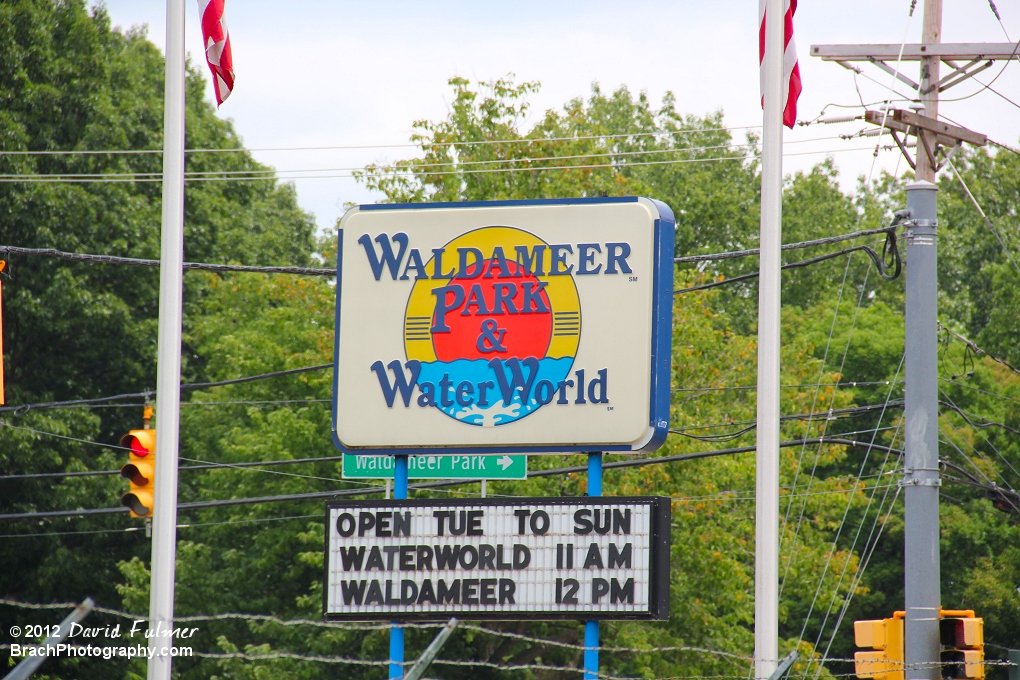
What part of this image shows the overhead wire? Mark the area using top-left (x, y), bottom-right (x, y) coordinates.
top-left (673, 380), bottom-right (900, 393)
top-left (792, 234), bottom-right (892, 617)
top-left (938, 397), bottom-right (1020, 439)
top-left (805, 356), bottom-right (907, 677)
top-left (940, 459), bottom-right (1020, 515)
top-left (937, 389), bottom-right (1018, 489)
top-left (986, 0), bottom-right (1011, 41)
top-left (793, 5), bottom-right (916, 670)
top-left (938, 432), bottom-right (996, 488)
top-left (0, 400), bottom-right (906, 481)
top-left (0, 134), bottom-right (849, 181)
top-left (0, 124), bottom-right (764, 157)
top-left (938, 323), bottom-right (1020, 378)
top-left (0, 245), bottom-right (334, 277)
top-left (0, 514), bottom-right (322, 539)
top-left (944, 156), bottom-right (1020, 274)
top-left (0, 363), bottom-right (333, 414)
top-left (673, 226), bottom-right (896, 264)
top-left (674, 241), bottom-right (900, 294)
top-left (0, 437), bottom-right (904, 523)
top-left (941, 377), bottom-right (1020, 404)
top-left (1, 226), bottom-right (896, 304)
top-left (813, 415), bottom-right (906, 670)
top-left (0, 145), bottom-right (897, 184)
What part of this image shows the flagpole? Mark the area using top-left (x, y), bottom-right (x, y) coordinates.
top-left (755, 0), bottom-right (784, 677)
top-left (148, 0), bottom-right (187, 677)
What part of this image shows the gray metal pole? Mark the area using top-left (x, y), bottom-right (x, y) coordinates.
top-left (403, 618), bottom-right (458, 680)
top-left (148, 0), bottom-right (187, 678)
top-left (4, 598), bottom-right (94, 680)
top-left (903, 181), bottom-right (941, 680)
top-left (767, 650), bottom-right (800, 680)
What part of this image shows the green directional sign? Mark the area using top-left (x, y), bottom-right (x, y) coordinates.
top-left (342, 453), bottom-right (527, 480)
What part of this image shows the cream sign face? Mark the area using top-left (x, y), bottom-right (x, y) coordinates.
top-left (331, 197), bottom-right (674, 454)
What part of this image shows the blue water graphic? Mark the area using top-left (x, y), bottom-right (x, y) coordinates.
top-left (417, 357), bottom-right (575, 426)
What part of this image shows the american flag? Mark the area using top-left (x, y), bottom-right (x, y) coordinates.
top-left (759, 0), bottom-right (801, 129)
top-left (198, 0), bottom-right (234, 106)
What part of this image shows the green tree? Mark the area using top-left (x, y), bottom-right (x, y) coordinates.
top-left (0, 3), bottom-right (315, 673)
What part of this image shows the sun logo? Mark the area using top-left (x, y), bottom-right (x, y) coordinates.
top-left (402, 227), bottom-right (583, 426)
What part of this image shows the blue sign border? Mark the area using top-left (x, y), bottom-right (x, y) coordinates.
top-left (331, 196), bottom-right (674, 455)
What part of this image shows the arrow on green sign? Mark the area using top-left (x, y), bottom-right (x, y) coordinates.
top-left (342, 454), bottom-right (527, 480)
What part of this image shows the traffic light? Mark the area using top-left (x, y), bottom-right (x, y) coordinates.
top-left (940, 611), bottom-right (984, 679)
top-left (120, 429), bottom-right (155, 518)
top-left (854, 613), bottom-right (904, 680)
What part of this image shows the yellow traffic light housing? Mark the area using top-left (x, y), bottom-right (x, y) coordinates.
top-left (120, 429), bottom-right (155, 518)
top-left (940, 610), bottom-right (984, 679)
top-left (854, 613), bottom-right (904, 680)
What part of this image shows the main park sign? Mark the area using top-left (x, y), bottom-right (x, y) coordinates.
top-left (331, 196), bottom-right (675, 454)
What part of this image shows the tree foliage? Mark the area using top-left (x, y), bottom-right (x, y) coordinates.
top-left (2, 8), bottom-right (1020, 678)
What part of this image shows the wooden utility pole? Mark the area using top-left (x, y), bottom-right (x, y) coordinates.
top-left (915, 0), bottom-right (943, 182)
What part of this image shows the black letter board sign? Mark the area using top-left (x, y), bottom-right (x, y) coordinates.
top-left (323, 497), bottom-right (670, 621)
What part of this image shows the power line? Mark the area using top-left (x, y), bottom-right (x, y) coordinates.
top-left (939, 323), bottom-right (1020, 378)
top-left (938, 388), bottom-right (1020, 488)
top-left (0, 226), bottom-right (896, 299)
top-left (0, 420), bottom-right (132, 452)
top-left (674, 241), bottom-right (900, 294)
top-left (0, 227), bottom-right (901, 418)
top-left (0, 401), bottom-right (904, 481)
top-left (0, 420), bottom-right (896, 482)
top-left (673, 226), bottom-right (896, 264)
top-left (798, 355), bottom-right (907, 669)
top-left (941, 376), bottom-right (1020, 405)
top-left (0, 437), bottom-right (901, 523)
top-left (944, 156), bottom-right (1020, 275)
top-left (0, 454), bottom-right (354, 481)
top-left (787, 27), bottom-right (916, 653)
top-left (673, 380), bottom-right (900, 393)
top-left (0, 124), bottom-right (763, 157)
top-left (0, 245), bottom-right (334, 277)
top-left (0, 514), bottom-right (322, 538)
top-left (0, 135), bottom-right (848, 180)
top-left (0, 145), bottom-right (894, 183)
top-left (941, 458), bottom-right (1020, 515)
top-left (986, 0), bottom-right (1012, 41)
top-left (988, 138), bottom-right (1020, 156)
top-left (0, 363), bottom-right (333, 414)
top-left (939, 399), bottom-right (1020, 437)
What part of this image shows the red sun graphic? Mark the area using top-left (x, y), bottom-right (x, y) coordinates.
top-left (431, 259), bottom-right (552, 362)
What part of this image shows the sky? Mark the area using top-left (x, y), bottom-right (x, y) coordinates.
top-left (97, 0), bottom-right (1020, 234)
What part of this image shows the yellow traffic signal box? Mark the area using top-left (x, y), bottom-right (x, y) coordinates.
top-left (854, 613), bottom-right (904, 680)
top-left (940, 610), bottom-right (984, 679)
top-left (120, 429), bottom-right (155, 518)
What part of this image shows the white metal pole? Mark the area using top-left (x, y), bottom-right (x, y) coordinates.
top-left (148, 0), bottom-right (187, 678)
top-left (755, 0), bottom-right (784, 678)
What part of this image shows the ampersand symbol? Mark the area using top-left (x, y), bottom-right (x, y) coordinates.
top-left (476, 319), bottom-right (508, 353)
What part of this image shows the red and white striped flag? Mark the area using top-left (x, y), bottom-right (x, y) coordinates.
top-left (759, 0), bottom-right (801, 129)
top-left (198, 0), bottom-right (234, 106)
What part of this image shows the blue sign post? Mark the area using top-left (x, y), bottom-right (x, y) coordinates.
top-left (585, 452), bottom-right (603, 680)
top-left (389, 455), bottom-right (409, 679)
